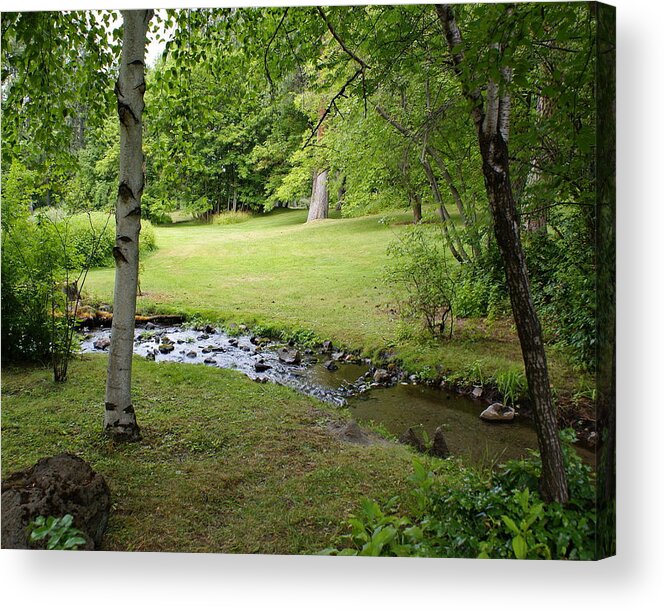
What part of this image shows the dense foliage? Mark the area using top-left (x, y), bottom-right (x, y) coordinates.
top-left (1, 162), bottom-right (155, 366)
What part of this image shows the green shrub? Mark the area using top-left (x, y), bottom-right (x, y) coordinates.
top-left (385, 226), bottom-right (456, 338)
top-left (494, 368), bottom-right (527, 406)
top-left (324, 430), bottom-right (597, 559)
top-left (1, 161), bottom-right (157, 367)
top-left (523, 228), bottom-right (596, 370)
top-left (2, 162), bottom-right (61, 363)
top-left (64, 211), bottom-right (157, 268)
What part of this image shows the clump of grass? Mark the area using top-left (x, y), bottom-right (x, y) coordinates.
top-left (212, 211), bottom-right (253, 225)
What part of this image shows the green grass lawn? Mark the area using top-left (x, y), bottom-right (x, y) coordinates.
top-left (2, 356), bottom-right (427, 554)
top-left (84, 208), bottom-right (590, 397)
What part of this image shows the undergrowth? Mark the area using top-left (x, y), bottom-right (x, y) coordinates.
top-left (322, 430), bottom-right (596, 559)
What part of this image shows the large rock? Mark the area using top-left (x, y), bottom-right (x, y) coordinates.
top-left (480, 402), bottom-right (516, 422)
top-left (93, 337), bottom-right (111, 351)
top-left (430, 426), bottom-right (450, 458)
top-left (323, 360), bottom-right (338, 371)
top-left (399, 427), bottom-right (426, 452)
top-left (254, 361), bottom-right (271, 372)
top-left (326, 420), bottom-right (385, 446)
top-left (278, 348), bottom-right (300, 365)
top-left (1, 454), bottom-right (111, 550)
top-left (373, 368), bottom-right (392, 384)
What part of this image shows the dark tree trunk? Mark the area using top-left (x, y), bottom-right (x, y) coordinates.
top-left (480, 131), bottom-right (568, 503)
top-left (436, 3), bottom-right (568, 504)
top-left (412, 196), bottom-right (422, 224)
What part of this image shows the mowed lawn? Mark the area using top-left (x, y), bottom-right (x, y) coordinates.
top-left (88, 209), bottom-right (400, 347)
top-left (85, 208), bottom-right (591, 395)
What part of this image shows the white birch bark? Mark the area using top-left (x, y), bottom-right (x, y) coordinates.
top-left (104, 9), bottom-right (152, 441)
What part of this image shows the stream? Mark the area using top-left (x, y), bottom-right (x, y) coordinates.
top-left (80, 324), bottom-right (594, 467)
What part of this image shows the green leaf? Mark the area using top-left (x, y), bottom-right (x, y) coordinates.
top-left (403, 525), bottom-right (423, 541)
top-left (501, 515), bottom-right (520, 536)
top-left (512, 535), bottom-right (528, 560)
top-left (63, 535), bottom-right (87, 549)
top-left (372, 525), bottom-right (397, 548)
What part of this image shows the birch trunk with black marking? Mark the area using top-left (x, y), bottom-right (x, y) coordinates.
top-left (104, 9), bottom-right (152, 441)
top-left (436, 3), bottom-right (568, 503)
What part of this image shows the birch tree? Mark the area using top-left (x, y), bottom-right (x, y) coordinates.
top-left (104, 10), bottom-right (153, 441)
top-left (435, 3), bottom-right (568, 504)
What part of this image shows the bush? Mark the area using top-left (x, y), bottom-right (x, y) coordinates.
top-left (64, 211), bottom-right (157, 268)
top-left (1, 161), bottom-right (157, 368)
top-left (385, 226), bottom-right (456, 338)
top-left (1, 162), bottom-right (60, 363)
top-left (323, 430), bottom-right (597, 559)
top-left (522, 227), bottom-right (595, 370)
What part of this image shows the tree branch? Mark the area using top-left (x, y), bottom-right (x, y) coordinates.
top-left (264, 8), bottom-right (288, 93)
top-left (303, 67), bottom-right (362, 148)
top-left (316, 6), bottom-right (370, 70)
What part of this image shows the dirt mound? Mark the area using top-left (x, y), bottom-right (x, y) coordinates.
top-left (1, 453), bottom-right (111, 550)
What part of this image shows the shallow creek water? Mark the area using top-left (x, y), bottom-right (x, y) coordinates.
top-left (81, 325), bottom-right (592, 467)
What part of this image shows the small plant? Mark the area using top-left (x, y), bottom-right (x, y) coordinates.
top-left (466, 359), bottom-right (487, 386)
top-left (495, 368), bottom-right (527, 406)
top-left (493, 489), bottom-right (552, 559)
top-left (27, 514), bottom-right (87, 550)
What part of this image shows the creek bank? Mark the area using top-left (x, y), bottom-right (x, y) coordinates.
top-left (77, 311), bottom-right (595, 460)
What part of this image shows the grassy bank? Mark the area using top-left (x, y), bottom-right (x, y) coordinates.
top-left (83, 208), bottom-right (592, 398)
top-left (1, 356), bottom-right (424, 554)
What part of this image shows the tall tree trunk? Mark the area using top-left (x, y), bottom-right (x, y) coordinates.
top-left (104, 9), bottom-right (152, 442)
top-left (307, 102), bottom-right (329, 222)
top-left (308, 169), bottom-right (329, 221)
top-left (436, 3), bottom-right (568, 504)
